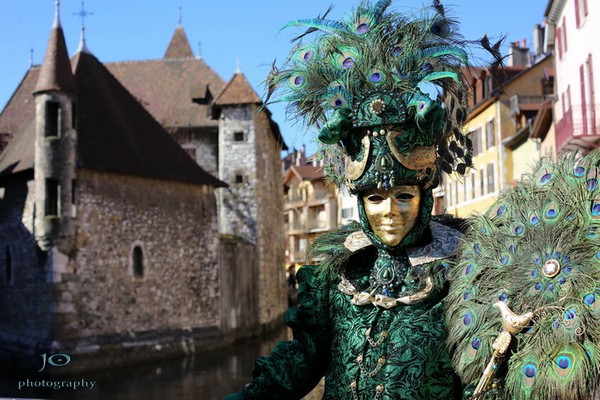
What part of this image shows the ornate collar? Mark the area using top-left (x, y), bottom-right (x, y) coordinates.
top-left (339, 221), bottom-right (463, 308)
top-left (343, 221), bottom-right (462, 265)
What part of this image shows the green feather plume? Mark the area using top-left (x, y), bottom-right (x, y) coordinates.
top-left (446, 150), bottom-right (600, 399)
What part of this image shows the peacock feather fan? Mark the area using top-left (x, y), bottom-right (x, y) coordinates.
top-left (266, 0), bottom-right (494, 187)
top-left (446, 150), bottom-right (600, 399)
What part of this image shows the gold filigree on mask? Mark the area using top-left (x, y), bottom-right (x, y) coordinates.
top-left (345, 134), bottom-right (371, 181)
top-left (386, 130), bottom-right (436, 171)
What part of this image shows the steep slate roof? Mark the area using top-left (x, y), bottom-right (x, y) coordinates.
top-left (215, 72), bottom-right (261, 105)
top-left (106, 58), bottom-right (226, 128)
top-left (0, 118), bottom-right (35, 177)
top-left (71, 50), bottom-right (226, 187)
top-left (34, 15), bottom-right (76, 95)
top-left (215, 72), bottom-right (288, 150)
top-left (0, 68), bottom-right (39, 136)
top-left (106, 26), bottom-right (226, 129)
top-left (164, 26), bottom-right (195, 59)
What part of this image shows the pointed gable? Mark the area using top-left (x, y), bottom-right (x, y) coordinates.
top-left (215, 72), bottom-right (261, 106)
top-left (34, 20), bottom-right (76, 94)
top-left (71, 51), bottom-right (225, 187)
top-left (164, 26), bottom-right (194, 59)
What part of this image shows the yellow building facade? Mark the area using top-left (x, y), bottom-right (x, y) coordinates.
top-left (443, 55), bottom-right (555, 218)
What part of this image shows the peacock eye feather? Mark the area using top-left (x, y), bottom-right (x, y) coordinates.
top-left (287, 72), bottom-right (307, 89)
top-left (430, 19), bottom-right (450, 37)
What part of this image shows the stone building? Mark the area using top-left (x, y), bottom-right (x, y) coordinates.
top-left (0, 5), bottom-right (286, 371)
top-left (105, 22), bottom-right (288, 329)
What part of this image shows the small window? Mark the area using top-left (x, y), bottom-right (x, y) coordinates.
top-left (486, 120), bottom-right (495, 148)
top-left (234, 131), bottom-right (245, 142)
top-left (480, 168), bottom-right (485, 196)
top-left (235, 174), bottom-right (244, 184)
top-left (132, 246), bottom-right (144, 278)
top-left (45, 101), bottom-right (60, 137)
top-left (45, 178), bottom-right (59, 216)
top-left (341, 207), bottom-right (354, 219)
top-left (487, 163), bottom-right (495, 194)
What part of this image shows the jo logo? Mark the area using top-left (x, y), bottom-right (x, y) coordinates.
top-left (38, 352), bottom-right (71, 372)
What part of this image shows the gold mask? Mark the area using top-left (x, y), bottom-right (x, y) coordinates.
top-left (362, 185), bottom-right (421, 247)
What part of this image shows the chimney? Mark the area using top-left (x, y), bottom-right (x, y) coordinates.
top-left (508, 38), bottom-right (531, 67)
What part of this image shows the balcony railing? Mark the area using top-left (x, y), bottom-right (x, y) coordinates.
top-left (556, 106), bottom-right (600, 152)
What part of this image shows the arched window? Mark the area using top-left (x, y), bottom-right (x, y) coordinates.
top-left (132, 246), bottom-right (144, 278)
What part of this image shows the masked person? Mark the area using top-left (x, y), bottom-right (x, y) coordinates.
top-left (225, 1), bottom-right (495, 398)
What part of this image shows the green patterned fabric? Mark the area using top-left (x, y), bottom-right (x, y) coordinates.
top-left (229, 220), bottom-right (464, 400)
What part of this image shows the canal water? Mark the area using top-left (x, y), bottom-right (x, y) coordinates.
top-left (0, 327), bottom-right (323, 400)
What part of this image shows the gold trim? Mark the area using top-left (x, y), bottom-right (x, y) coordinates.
top-left (345, 135), bottom-right (371, 181)
top-left (338, 274), bottom-right (435, 308)
top-left (386, 130), bottom-right (436, 170)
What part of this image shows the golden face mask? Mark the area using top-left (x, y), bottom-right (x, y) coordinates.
top-left (362, 185), bottom-right (421, 247)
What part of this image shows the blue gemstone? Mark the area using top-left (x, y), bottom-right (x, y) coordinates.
top-left (499, 293), bottom-right (507, 301)
top-left (534, 283), bottom-right (543, 291)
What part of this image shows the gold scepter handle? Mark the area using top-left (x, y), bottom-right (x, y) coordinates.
top-left (472, 302), bottom-right (533, 397)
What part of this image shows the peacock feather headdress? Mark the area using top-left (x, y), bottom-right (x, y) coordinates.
top-left (266, 0), bottom-right (494, 192)
top-left (446, 150), bottom-right (600, 399)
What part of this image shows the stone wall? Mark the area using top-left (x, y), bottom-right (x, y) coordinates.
top-left (0, 177), bottom-right (52, 359)
top-left (218, 105), bottom-right (258, 241)
top-left (171, 126), bottom-right (219, 177)
top-left (219, 237), bottom-right (259, 336)
top-left (253, 109), bottom-right (287, 326)
top-left (218, 104), bottom-right (287, 328)
top-left (58, 170), bottom-right (220, 341)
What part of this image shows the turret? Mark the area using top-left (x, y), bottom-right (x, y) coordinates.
top-left (33, 0), bottom-right (77, 251)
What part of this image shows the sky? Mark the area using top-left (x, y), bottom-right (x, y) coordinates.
top-left (0, 0), bottom-right (549, 155)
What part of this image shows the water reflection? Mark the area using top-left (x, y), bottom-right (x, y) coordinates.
top-left (0, 326), bottom-right (293, 400)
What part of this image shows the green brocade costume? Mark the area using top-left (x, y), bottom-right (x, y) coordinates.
top-left (235, 219), bottom-right (464, 400)
top-left (225, 1), bottom-right (500, 398)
